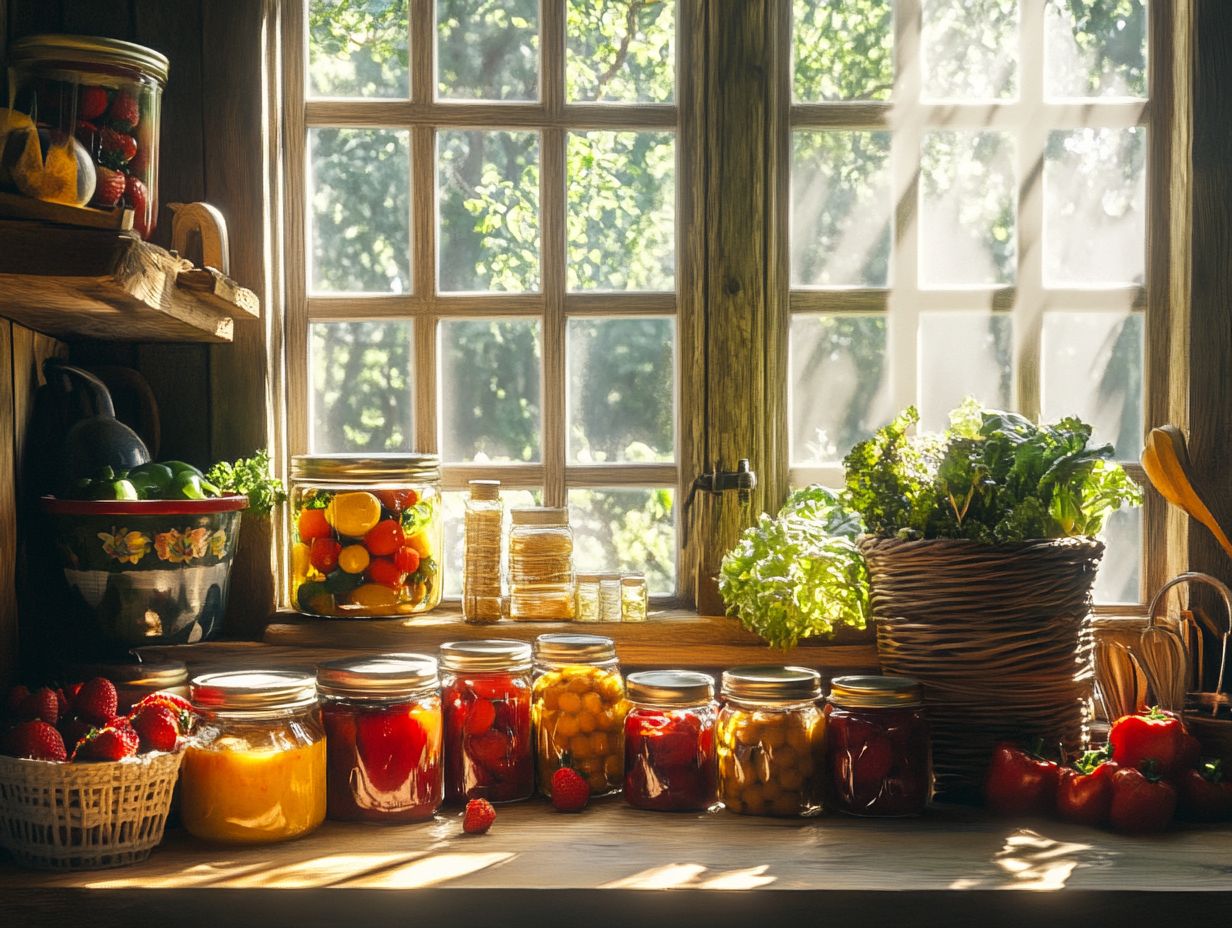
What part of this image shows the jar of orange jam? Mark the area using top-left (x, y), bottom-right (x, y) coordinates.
top-left (182, 670), bottom-right (326, 844)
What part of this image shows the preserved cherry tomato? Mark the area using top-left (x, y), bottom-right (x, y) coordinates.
top-left (297, 507), bottom-right (331, 540)
top-left (377, 489), bottom-right (419, 512)
top-left (394, 546), bottom-right (421, 575)
top-left (338, 544), bottom-right (370, 575)
top-left (407, 533), bottom-right (432, 558)
top-left (309, 537), bottom-right (342, 573)
top-left (364, 519), bottom-right (404, 557)
top-left (367, 556), bottom-right (402, 589)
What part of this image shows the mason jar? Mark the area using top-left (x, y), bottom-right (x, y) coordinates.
top-left (508, 508), bottom-right (575, 621)
top-left (623, 671), bottom-right (717, 812)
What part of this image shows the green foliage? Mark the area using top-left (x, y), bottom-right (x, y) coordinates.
top-left (204, 450), bottom-right (288, 518)
top-left (567, 0), bottom-right (674, 103)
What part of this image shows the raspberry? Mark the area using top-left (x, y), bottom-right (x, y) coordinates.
top-left (462, 798), bottom-right (496, 835)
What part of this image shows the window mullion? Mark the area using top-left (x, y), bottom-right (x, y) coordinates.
top-left (542, 0), bottom-right (566, 507)
top-left (1014, 0), bottom-right (1046, 421)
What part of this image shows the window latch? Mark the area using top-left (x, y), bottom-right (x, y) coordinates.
top-left (682, 459), bottom-right (757, 538)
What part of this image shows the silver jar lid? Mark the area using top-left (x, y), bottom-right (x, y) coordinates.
top-left (534, 633), bottom-right (616, 664)
top-left (291, 453), bottom-right (440, 482)
top-left (721, 666), bottom-right (821, 703)
top-left (316, 654), bottom-right (439, 700)
top-left (828, 675), bottom-right (923, 709)
top-left (627, 670), bottom-right (714, 707)
top-left (440, 640), bottom-right (532, 674)
top-left (191, 670), bottom-right (317, 713)
top-left (10, 34), bottom-right (171, 84)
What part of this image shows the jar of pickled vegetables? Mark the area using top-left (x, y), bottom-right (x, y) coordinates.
top-left (717, 666), bottom-right (825, 817)
top-left (317, 654), bottom-right (442, 822)
top-left (440, 640), bottom-right (533, 803)
top-left (532, 634), bottom-right (626, 797)
top-left (182, 671), bottom-right (326, 844)
top-left (624, 671), bottom-right (717, 812)
top-left (289, 454), bottom-right (442, 618)
top-left (825, 675), bottom-right (932, 817)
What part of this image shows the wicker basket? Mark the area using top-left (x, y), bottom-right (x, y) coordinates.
top-left (0, 750), bottom-right (183, 870)
top-left (859, 535), bottom-right (1104, 800)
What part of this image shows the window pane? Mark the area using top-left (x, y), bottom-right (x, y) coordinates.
top-left (436, 0), bottom-right (539, 101)
top-left (791, 131), bottom-right (892, 288)
top-left (920, 131), bottom-right (1016, 287)
top-left (1094, 506), bottom-right (1141, 603)
top-left (1042, 312), bottom-right (1143, 459)
top-left (1045, 0), bottom-right (1148, 99)
top-left (918, 313), bottom-right (1012, 431)
top-left (566, 131), bottom-right (675, 291)
top-left (789, 314), bottom-right (891, 464)
top-left (922, 0), bottom-right (1019, 101)
top-left (567, 0), bottom-right (674, 103)
top-left (309, 128), bottom-right (410, 293)
top-left (439, 319), bottom-right (542, 463)
top-left (310, 321), bottom-right (413, 452)
top-left (437, 130), bottom-right (540, 293)
top-left (308, 0), bottom-right (409, 98)
top-left (1044, 127), bottom-right (1145, 286)
top-left (443, 488), bottom-right (541, 597)
top-left (568, 317), bottom-right (675, 463)
top-left (569, 488), bottom-right (676, 591)
top-left (793, 0), bottom-right (893, 102)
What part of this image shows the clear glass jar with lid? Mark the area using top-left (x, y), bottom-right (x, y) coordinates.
top-left (532, 633), bottom-right (627, 796)
top-left (440, 639), bottom-right (534, 803)
top-left (624, 670), bottom-right (717, 811)
top-left (508, 507), bottom-right (575, 620)
top-left (462, 479), bottom-right (504, 623)
top-left (182, 670), bottom-right (326, 844)
top-left (317, 654), bottom-right (443, 822)
top-left (717, 666), bottom-right (825, 817)
top-left (288, 453), bottom-right (443, 618)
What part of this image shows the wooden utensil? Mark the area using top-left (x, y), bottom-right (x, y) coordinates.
top-left (1142, 427), bottom-right (1232, 562)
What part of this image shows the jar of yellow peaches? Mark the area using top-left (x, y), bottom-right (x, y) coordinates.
top-left (288, 454), bottom-right (443, 618)
top-left (181, 671), bottom-right (326, 844)
top-left (717, 666), bottom-right (825, 817)
top-left (532, 634), bottom-right (627, 797)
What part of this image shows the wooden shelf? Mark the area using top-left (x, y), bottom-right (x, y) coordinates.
top-left (0, 220), bottom-right (258, 343)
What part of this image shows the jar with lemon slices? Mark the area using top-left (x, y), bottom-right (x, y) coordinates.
top-left (288, 454), bottom-right (443, 618)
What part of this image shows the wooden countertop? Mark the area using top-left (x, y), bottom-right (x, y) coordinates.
top-left (4, 801), bottom-right (1231, 927)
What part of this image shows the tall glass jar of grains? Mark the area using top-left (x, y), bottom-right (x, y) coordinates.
top-left (462, 479), bottom-right (503, 623)
top-left (717, 666), bottom-right (825, 817)
top-left (532, 634), bottom-right (627, 797)
top-left (508, 508), bottom-right (575, 620)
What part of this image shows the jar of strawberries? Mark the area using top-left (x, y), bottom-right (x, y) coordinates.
top-left (624, 670), bottom-right (717, 812)
top-left (440, 639), bottom-right (534, 804)
top-left (5, 35), bottom-right (167, 237)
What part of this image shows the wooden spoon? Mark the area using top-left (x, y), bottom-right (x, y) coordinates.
top-left (1142, 427), bottom-right (1232, 562)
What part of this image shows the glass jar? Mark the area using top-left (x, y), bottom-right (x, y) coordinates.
top-left (462, 479), bottom-right (503, 623)
top-left (440, 640), bottom-right (533, 803)
top-left (598, 573), bottom-right (621, 622)
top-left (825, 675), bottom-right (932, 817)
top-left (575, 574), bottom-right (600, 623)
top-left (289, 454), bottom-right (443, 618)
top-left (620, 574), bottom-right (648, 623)
top-left (68, 659), bottom-right (188, 713)
top-left (5, 35), bottom-right (167, 238)
top-left (508, 508), bottom-right (575, 620)
top-left (317, 654), bottom-right (442, 822)
top-left (717, 666), bottom-right (825, 817)
top-left (624, 671), bottom-right (717, 812)
top-left (182, 671), bottom-right (326, 844)
top-left (532, 634), bottom-right (627, 797)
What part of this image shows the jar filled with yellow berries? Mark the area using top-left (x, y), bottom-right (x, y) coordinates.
top-left (532, 634), bottom-right (627, 797)
top-left (717, 666), bottom-right (825, 817)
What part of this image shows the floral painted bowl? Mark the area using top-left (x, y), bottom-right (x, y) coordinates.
top-left (40, 496), bottom-right (248, 649)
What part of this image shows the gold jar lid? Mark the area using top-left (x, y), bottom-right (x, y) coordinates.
top-left (191, 670), bottom-right (317, 713)
top-left (627, 670), bottom-right (714, 706)
top-left (511, 506), bottom-right (569, 526)
top-left (534, 633), bottom-right (616, 664)
top-left (10, 34), bottom-right (170, 84)
top-left (291, 453), bottom-right (440, 483)
top-left (828, 675), bottom-right (923, 709)
top-left (316, 654), bottom-right (438, 700)
top-left (721, 665), bottom-right (821, 703)
top-left (440, 640), bottom-right (532, 673)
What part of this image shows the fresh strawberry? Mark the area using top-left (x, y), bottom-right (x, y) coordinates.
top-left (17, 687), bottom-right (59, 725)
top-left (356, 708), bottom-right (426, 793)
top-left (92, 165), bottom-right (127, 208)
top-left (3, 720), bottom-right (67, 762)
top-left (131, 691), bottom-right (194, 718)
top-left (58, 713), bottom-right (96, 754)
top-left (130, 705), bottom-right (180, 753)
top-left (54, 688), bottom-right (70, 718)
top-left (74, 677), bottom-right (118, 726)
top-left (550, 766), bottom-right (591, 812)
top-left (99, 127), bottom-right (138, 166)
top-left (79, 85), bottom-right (109, 121)
top-left (73, 723), bottom-right (139, 762)
top-left (5, 685), bottom-right (31, 717)
top-left (125, 175), bottom-right (151, 238)
top-left (108, 91), bottom-right (140, 129)
top-left (462, 798), bottom-right (496, 835)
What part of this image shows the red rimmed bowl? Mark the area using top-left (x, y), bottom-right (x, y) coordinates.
top-left (40, 495), bottom-right (248, 649)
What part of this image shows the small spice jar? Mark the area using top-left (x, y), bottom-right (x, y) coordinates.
top-left (317, 654), bottom-right (443, 822)
top-left (575, 573), bottom-right (601, 623)
top-left (289, 454), bottom-right (443, 618)
top-left (462, 479), bottom-right (503, 623)
top-left (717, 666), bottom-right (825, 817)
top-left (440, 640), bottom-right (534, 804)
top-left (182, 671), bottom-right (326, 844)
top-left (825, 675), bottom-right (932, 817)
top-left (624, 670), bottom-right (717, 812)
top-left (532, 634), bottom-right (626, 797)
top-left (598, 573), bottom-right (621, 622)
top-left (508, 508), bottom-right (575, 620)
top-left (620, 574), bottom-right (648, 623)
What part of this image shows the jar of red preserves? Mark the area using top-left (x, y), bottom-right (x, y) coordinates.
top-left (317, 654), bottom-right (442, 823)
top-left (440, 639), bottom-right (534, 804)
top-left (825, 675), bottom-right (932, 817)
top-left (624, 670), bottom-right (717, 812)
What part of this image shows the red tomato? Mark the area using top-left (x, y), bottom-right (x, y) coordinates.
top-left (364, 519), bottom-right (404, 557)
top-left (377, 489), bottom-right (419, 513)
top-left (297, 507), bottom-right (331, 541)
top-left (309, 537), bottom-right (342, 573)
top-left (366, 556), bottom-right (402, 589)
top-left (394, 546), bottom-right (421, 575)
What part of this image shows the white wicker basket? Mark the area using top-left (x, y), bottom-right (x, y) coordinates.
top-left (0, 750), bottom-right (183, 870)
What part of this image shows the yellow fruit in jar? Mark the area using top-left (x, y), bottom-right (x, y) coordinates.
top-left (577, 711), bottom-right (597, 733)
top-left (558, 691), bottom-right (583, 713)
top-left (566, 676), bottom-right (591, 694)
top-left (327, 491), bottom-right (382, 538)
top-left (597, 675), bottom-right (624, 702)
top-left (407, 532), bottom-right (433, 558)
top-left (555, 713), bottom-right (580, 737)
top-left (597, 708), bottom-right (619, 731)
top-left (775, 745), bottom-right (798, 770)
top-left (760, 724), bottom-right (787, 749)
top-left (581, 692), bottom-right (602, 714)
top-left (590, 731), bottom-right (610, 756)
top-left (338, 544), bottom-right (370, 574)
top-left (570, 734), bottom-right (593, 759)
top-left (291, 542), bottom-right (311, 580)
top-left (604, 754), bottom-right (623, 778)
top-left (348, 583), bottom-right (399, 609)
